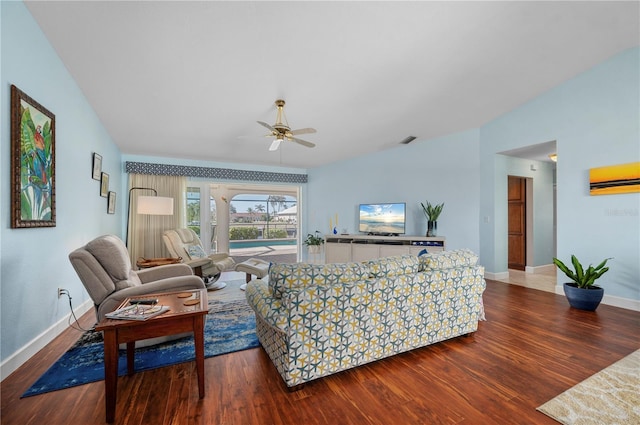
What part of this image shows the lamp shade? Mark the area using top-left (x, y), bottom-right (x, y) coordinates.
top-left (137, 196), bottom-right (174, 215)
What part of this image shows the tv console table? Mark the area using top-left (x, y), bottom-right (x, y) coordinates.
top-left (325, 234), bottom-right (446, 263)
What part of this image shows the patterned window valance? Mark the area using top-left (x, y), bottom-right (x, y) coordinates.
top-left (125, 161), bottom-right (308, 183)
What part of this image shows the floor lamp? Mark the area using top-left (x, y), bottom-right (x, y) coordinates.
top-left (126, 187), bottom-right (174, 249)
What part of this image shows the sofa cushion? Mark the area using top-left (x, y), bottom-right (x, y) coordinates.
top-left (365, 255), bottom-right (421, 278)
top-left (268, 262), bottom-right (371, 298)
top-left (419, 249), bottom-right (479, 270)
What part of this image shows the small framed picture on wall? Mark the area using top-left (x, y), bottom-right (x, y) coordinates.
top-left (107, 191), bottom-right (116, 214)
top-left (92, 153), bottom-right (102, 180)
top-left (100, 172), bottom-right (109, 197)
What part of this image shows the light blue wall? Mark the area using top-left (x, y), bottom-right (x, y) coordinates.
top-left (306, 129), bottom-right (481, 255)
top-left (1, 2), bottom-right (122, 363)
top-left (480, 47), bottom-right (639, 300)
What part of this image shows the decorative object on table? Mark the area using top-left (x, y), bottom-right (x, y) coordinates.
top-left (10, 85), bottom-right (56, 228)
top-left (22, 293), bottom-right (258, 397)
top-left (107, 191), bottom-right (116, 214)
top-left (553, 255), bottom-right (611, 311)
top-left (100, 172), bottom-right (109, 197)
top-left (304, 230), bottom-right (324, 254)
top-left (330, 214), bottom-right (338, 234)
top-left (92, 152), bottom-right (102, 180)
top-left (589, 161), bottom-right (640, 195)
top-left (105, 303), bottom-right (170, 321)
top-left (421, 201), bottom-right (444, 237)
top-left (136, 257), bottom-right (182, 268)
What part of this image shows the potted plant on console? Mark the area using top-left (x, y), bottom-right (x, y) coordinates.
top-left (304, 230), bottom-right (325, 254)
top-left (421, 201), bottom-right (444, 237)
top-left (553, 255), bottom-right (611, 311)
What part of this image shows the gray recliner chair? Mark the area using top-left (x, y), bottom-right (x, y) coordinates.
top-left (69, 234), bottom-right (205, 323)
top-left (163, 228), bottom-right (236, 290)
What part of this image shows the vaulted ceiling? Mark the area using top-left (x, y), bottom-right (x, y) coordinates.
top-left (24, 1), bottom-right (639, 168)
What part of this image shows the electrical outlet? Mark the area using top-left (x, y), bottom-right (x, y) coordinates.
top-left (58, 288), bottom-right (66, 299)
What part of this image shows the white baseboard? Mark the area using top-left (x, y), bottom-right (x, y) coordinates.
top-left (0, 299), bottom-right (93, 381)
top-left (525, 264), bottom-right (555, 274)
top-left (601, 294), bottom-right (640, 311)
top-left (485, 271), bottom-right (509, 280)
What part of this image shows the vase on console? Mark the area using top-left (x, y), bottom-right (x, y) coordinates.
top-left (421, 201), bottom-right (444, 238)
top-left (427, 221), bottom-right (437, 237)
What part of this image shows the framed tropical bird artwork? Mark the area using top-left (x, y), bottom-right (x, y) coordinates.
top-left (10, 85), bottom-right (56, 228)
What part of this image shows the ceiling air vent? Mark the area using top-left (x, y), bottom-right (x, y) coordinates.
top-left (399, 136), bottom-right (417, 145)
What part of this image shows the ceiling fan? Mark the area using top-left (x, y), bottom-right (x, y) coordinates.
top-left (257, 99), bottom-right (316, 151)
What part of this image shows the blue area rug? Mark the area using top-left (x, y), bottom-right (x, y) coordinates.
top-left (23, 297), bottom-right (259, 397)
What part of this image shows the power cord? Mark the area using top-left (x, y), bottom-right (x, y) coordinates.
top-left (59, 290), bottom-right (93, 332)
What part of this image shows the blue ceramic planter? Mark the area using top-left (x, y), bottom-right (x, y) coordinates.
top-left (563, 282), bottom-right (604, 311)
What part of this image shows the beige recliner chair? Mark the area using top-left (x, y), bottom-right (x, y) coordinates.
top-left (69, 234), bottom-right (205, 323)
top-left (163, 228), bottom-right (236, 290)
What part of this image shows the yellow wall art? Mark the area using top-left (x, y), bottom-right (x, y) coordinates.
top-left (589, 161), bottom-right (640, 195)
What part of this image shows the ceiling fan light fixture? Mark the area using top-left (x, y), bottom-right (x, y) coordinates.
top-left (269, 139), bottom-right (282, 151)
top-left (259, 99), bottom-right (317, 151)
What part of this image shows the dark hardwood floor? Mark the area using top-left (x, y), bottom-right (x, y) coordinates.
top-left (2, 280), bottom-right (639, 424)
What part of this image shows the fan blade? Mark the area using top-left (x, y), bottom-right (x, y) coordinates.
top-left (238, 133), bottom-right (272, 139)
top-left (289, 127), bottom-right (317, 136)
top-left (257, 121), bottom-right (275, 132)
top-left (291, 137), bottom-right (316, 148)
top-left (269, 139), bottom-right (282, 151)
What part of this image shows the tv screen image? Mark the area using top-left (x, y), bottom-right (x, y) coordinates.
top-left (358, 203), bottom-right (406, 235)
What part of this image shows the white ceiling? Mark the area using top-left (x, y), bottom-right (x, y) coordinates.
top-left (24, 1), bottom-right (639, 169)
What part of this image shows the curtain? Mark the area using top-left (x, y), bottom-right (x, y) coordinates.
top-left (127, 174), bottom-right (186, 267)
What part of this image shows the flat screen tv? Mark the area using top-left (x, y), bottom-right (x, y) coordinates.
top-left (358, 203), bottom-right (406, 235)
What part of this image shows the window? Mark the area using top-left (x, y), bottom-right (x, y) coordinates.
top-left (186, 183), bottom-right (300, 262)
top-left (229, 194), bottom-right (297, 240)
top-left (228, 193), bottom-right (297, 263)
top-left (185, 185), bottom-right (217, 253)
top-left (186, 187), bottom-right (201, 235)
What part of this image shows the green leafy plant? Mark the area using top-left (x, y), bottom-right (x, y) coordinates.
top-left (303, 230), bottom-right (325, 246)
top-left (229, 226), bottom-right (259, 240)
top-left (420, 201), bottom-right (444, 221)
top-left (552, 255), bottom-right (611, 289)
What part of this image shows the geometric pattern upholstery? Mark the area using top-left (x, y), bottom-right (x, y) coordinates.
top-left (268, 261), bottom-right (371, 299)
top-left (246, 251), bottom-right (486, 388)
top-left (419, 248), bottom-right (479, 270)
top-left (364, 254), bottom-right (422, 278)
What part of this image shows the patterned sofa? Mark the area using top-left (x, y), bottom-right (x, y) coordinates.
top-left (245, 249), bottom-right (486, 389)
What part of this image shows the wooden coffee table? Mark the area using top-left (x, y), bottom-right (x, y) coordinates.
top-left (95, 289), bottom-right (208, 423)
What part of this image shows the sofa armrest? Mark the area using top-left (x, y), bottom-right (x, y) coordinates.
top-left (245, 279), bottom-right (288, 331)
top-left (136, 263), bottom-right (194, 283)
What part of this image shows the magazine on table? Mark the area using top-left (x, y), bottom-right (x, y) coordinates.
top-left (105, 304), bottom-right (170, 321)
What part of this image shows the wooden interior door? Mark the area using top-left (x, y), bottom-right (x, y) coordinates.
top-left (508, 176), bottom-right (526, 271)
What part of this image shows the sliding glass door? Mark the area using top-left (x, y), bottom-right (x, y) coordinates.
top-left (186, 182), bottom-right (299, 263)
